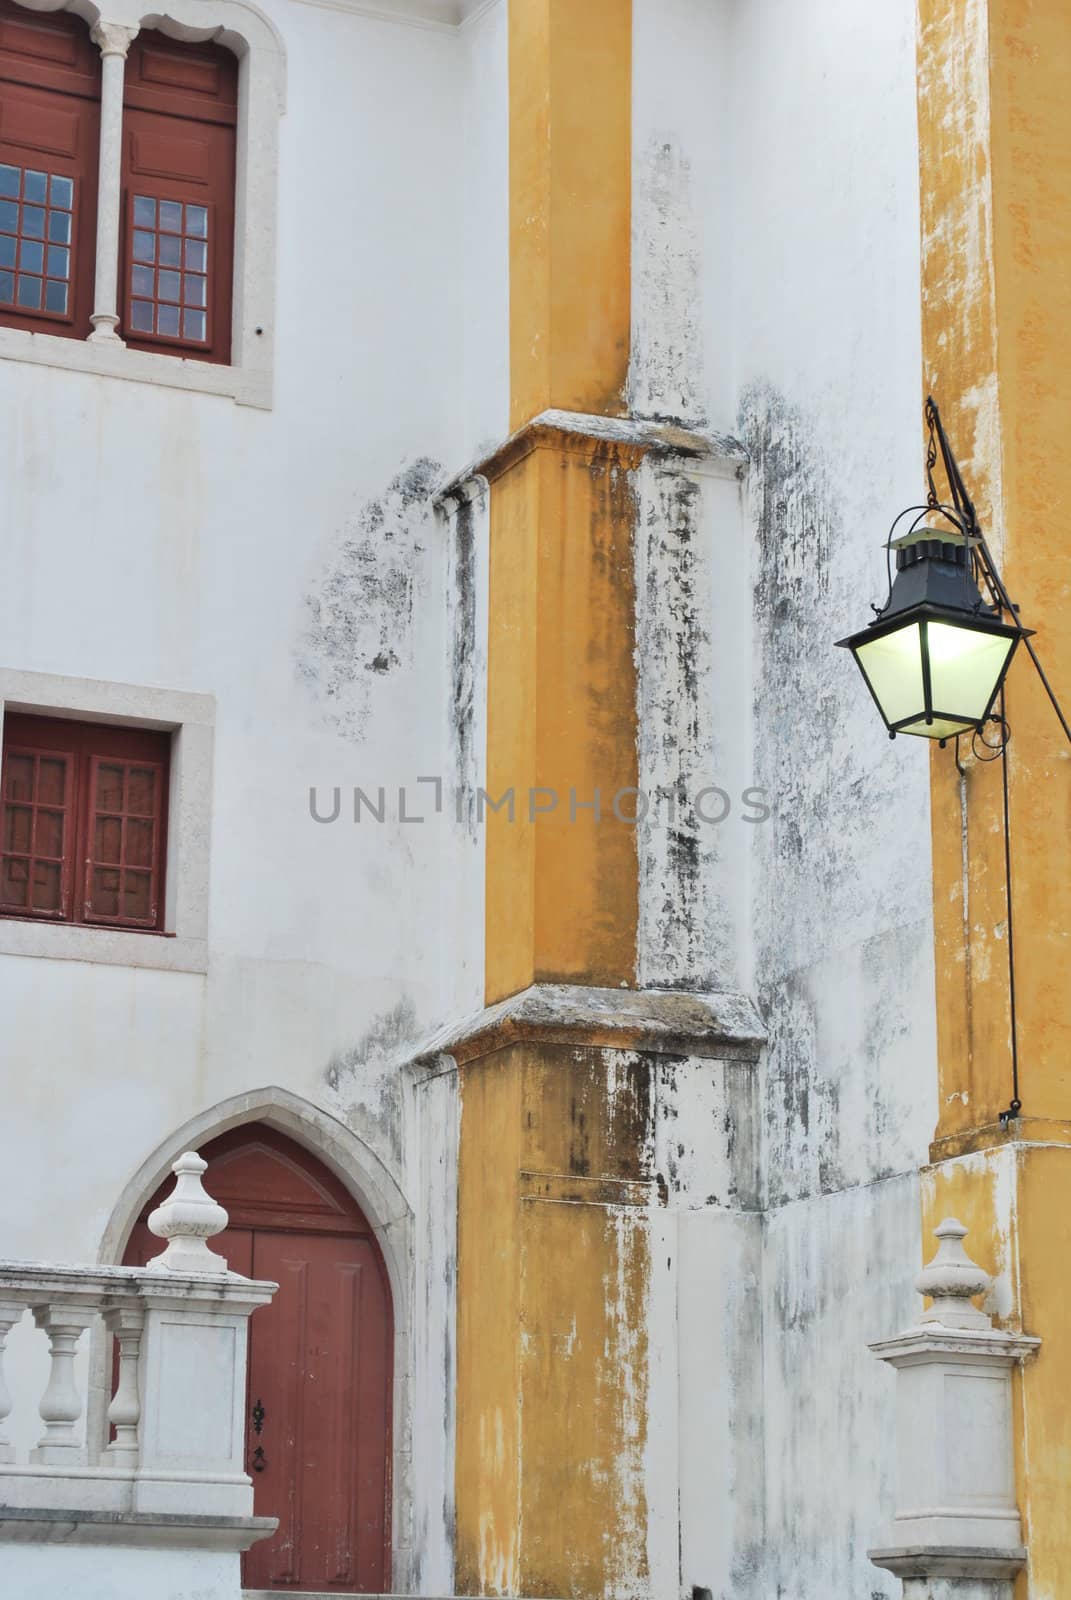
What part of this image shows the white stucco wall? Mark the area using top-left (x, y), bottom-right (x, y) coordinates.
top-left (631, 0), bottom-right (936, 1594)
top-left (0, 0), bottom-right (504, 1579)
top-left (4, 0), bottom-right (940, 1592)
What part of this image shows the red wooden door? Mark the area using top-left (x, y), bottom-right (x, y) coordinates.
top-left (124, 1125), bottom-right (393, 1593)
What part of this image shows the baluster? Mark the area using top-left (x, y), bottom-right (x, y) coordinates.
top-left (0, 1299), bottom-right (23, 1464)
top-left (29, 1303), bottom-right (97, 1465)
top-left (103, 1305), bottom-right (144, 1465)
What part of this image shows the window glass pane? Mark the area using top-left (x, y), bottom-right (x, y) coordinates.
top-left (3, 804), bottom-right (32, 854)
top-left (90, 866), bottom-right (120, 916)
top-left (0, 235), bottom-right (14, 269)
top-left (1, 858), bottom-right (30, 908)
top-left (19, 239), bottom-right (44, 275)
top-left (32, 860), bottom-right (61, 913)
top-left (50, 175), bottom-right (73, 210)
top-left (132, 264), bottom-right (154, 296)
top-left (130, 299), bottom-right (153, 332)
top-left (185, 238), bottom-right (206, 272)
top-left (159, 199), bottom-right (182, 233)
top-left (183, 308), bottom-right (206, 342)
top-left (37, 758), bottom-right (67, 805)
top-left (48, 211), bottom-right (71, 245)
top-left (186, 204), bottom-right (208, 238)
top-left (93, 814), bottom-right (122, 865)
top-left (133, 195), bottom-right (156, 228)
top-left (158, 302), bottom-right (180, 337)
top-left (0, 164), bottom-right (19, 199)
top-left (4, 754), bottom-right (34, 801)
top-left (46, 245), bottom-right (69, 280)
top-left (126, 817), bottom-right (154, 868)
top-left (127, 768), bottom-right (157, 815)
top-left (0, 270), bottom-right (13, 305)
top-left (44, 280), bottom-right (68, 314)
top-left (35, 809), bottom-right (65, 859)
top-left (16, 276), bottom-right (42, 309)
top-left (123, 870), bottom-right (152, 921)
top-left (24, 170), bottom-right (47, 204)
top-left (96, 763), bottom-right (125, 812)
top-left (159, 234), bottom-right (181, 268)
top-left (133, 230), bottom-right (155, 263)
top-left (0, 200), bottom-right (18, 232)
top-left (157, 268), bottom-right (181, 303)
top-left (22, 206), bottom-right (45, 239)
top-left (183, 274), bottom-right (206, 307)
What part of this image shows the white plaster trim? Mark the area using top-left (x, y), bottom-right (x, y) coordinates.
top-left (0, 668), bottom-right (214, 974)
top-left (94, 1087), bottom-right (415, 1593)
top-left (0, 0), bottom-right (285, 411)
top-left (283, 0), bottom-right (498, 31)
top-left (0, 327), bottom-right (270, 405)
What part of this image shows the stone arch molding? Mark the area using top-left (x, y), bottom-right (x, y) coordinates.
top-left (92, 1086), bottom-right (416, 1589)
top-left (98, 1085), bottom-right (412, 1304)
top-left (2, 0), bottom-right (286, 406)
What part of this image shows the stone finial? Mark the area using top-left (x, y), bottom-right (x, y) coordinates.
top-left (146, 1152), bottom-right (229, 1275)
top-left (915, 1218), bottom-right (992, 1330)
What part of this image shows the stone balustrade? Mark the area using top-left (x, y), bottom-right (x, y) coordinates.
top-left (0, 1153), bottom-right (278, 1599)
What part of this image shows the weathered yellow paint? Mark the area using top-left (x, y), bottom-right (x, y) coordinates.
top-left (458, 6), bottom-right (645, 1593)
top-left (918, 6), bottom-right (1071, 1591)
top-left (455, 1044), bottom-right (652, 1598)
top-left (920, 0), bottom-right (1071, 1143)
top-left (484, 431), bottom-right (641, 1004)
top-left (455, 1056), bottom-right (524, 1597)
top-left (509, 0), bottom-right (632, 429)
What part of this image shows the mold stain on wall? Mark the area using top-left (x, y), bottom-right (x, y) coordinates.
top-left (296, 458), bottom-right (443, 742)
top-left (740, 382), bottom-right (926, 1207)
top-left (323, 995), bottom-right (421, 1171)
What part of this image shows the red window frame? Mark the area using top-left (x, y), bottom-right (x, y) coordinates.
top-left (0, 713), bottom-right (171, 933)
top-left (119, 29), bottom-right (237, 365)
top-left (0, 0), bottom-right (101, 338)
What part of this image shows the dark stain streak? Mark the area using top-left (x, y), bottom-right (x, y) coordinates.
top-left (296, 456), bottom-right (443, 742)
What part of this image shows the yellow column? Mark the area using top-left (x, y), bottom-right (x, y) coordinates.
top-left (454, 3), bottom-right (648, 1595)
top-left (918, 3), bottom-right (1071, 1592)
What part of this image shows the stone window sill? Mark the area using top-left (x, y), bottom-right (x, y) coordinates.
top-left (0, 916), bottom-right (207, 973)
top-left (0, 325), bottom-right (270, 409)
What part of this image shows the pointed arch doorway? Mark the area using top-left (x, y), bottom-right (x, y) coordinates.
top-left (124, 1122), bottom-right (394, 1594)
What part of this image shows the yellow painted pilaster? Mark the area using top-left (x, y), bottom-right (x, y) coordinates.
top-left (455, 3), bottom-right (646, 1595)
top-left (509, 0), bottom-right (632, 427)
top-left (918, 3), bottom-right (1071, 1592)
top-left (484, 429), bottom-right (641, 1004)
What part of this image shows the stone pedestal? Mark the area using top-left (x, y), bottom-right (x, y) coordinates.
top-left (868, 1220), bottom-right (1038, 1598)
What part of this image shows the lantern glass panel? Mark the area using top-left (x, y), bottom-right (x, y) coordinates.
top-left (855, 620), bottom-right (924, 726)
top-left (926, 621), bottom-right (1015, 721)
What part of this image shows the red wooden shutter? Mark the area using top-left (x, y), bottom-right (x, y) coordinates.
top-left (0, 742), bottom-right (75, 919)
top-left (120, 30), bottom-right (237, 364)
top-left (0, 713), bottom-right (170, 932)
top-left (83, 754), bottom-right (165, 928)
top-left (0, 0), bottom-right (100, 337)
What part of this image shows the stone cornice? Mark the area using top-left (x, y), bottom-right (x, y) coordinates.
top-left (409, 982), bottom-right (766, 1072)
top-left (869, 1545), bottom-right (1027, 1580)
top-left (435, 409), bottom-right (748, 506)
top-left (869, 1325), bottom-right (1042, 1367)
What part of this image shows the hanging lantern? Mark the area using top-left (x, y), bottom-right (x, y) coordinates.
top-left (837, 397), bottom-right (1031, 744)
top-left (836, 526), bottom-right (1027, 742)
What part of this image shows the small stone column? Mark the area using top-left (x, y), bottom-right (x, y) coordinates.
top-left (87, 20), bottom-right (139, 344)
top-left (869, 1219), bottom-right (1040, 1600)
top-left (0, 1300), bottom-right (21, 1464)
